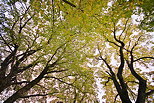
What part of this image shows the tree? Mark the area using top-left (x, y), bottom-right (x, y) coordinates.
top-left (0, 0), bottom-right (153, 103)
top-left (96, 22), bottom-right (154, 102)
top-left (92, 1), bottom-right (154, 102)
top-left (0, 0), bottom-right (99, 102)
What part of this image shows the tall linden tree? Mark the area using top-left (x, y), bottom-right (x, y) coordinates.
top-left (0, 0), bottom-right (108, 102)
top-left (91, 0), bottom-right (154, 103)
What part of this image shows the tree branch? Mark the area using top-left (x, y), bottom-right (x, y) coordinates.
top-left (44, 76), bottom-right (72, 85)
top-left (36, 84), bottom-right (49, 90)
top-left (112, 23), bottom-right (131, 102)
top-left (0, 45), bottom-right (18, 78)
top-left (114, 94), bottom-right (119, 103)
top-left (97, 44), bottom-right (115, 76)
top-left (62, 0), bottom-right (83, 12)
top-left (12, 81), bottom-right (30, 85)
top-left (47, 69), bottom-right (68, 74)
top-left (4, 60), bottom-right (57, 103)
top-left (106, 38), bottom-right (120, 47)
top-left (119, 18), bottom-right (129, 40)
top-left (104, 77), bottom-right (111, 86)
top-left (134, 57), bottom-right (154, 62)
top-left (62, 0), bottom-right (76, 7)
top-left (8, 49), bottom-right (37, 76)
top-left (113, 23), bottom-right (125, 46)
top-left (146, 90), bottom-right (154, 96)
top-left (126, 47), bottom-right (147, 103)
top-left (18, 62), bottom-right (38, 73)
top-left (0, 34), bottom-right (13, 51)
top-left (19, 13), bottom-right (35, 34)
top-left (20, 93), bottom-right (48, 98)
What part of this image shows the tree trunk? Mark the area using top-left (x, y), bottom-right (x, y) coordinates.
top-left (119, 92), bottom-right (132, 103)
top-left (3, 65), bottom-right (49, 103)
top-left (136, 80), bottom-right (146, 103)
top-left (112, 76), bottom-right (132, 103)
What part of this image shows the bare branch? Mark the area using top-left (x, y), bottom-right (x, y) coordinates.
top-left (19, 13), bottom-right (35, 34)
top-left (114, 94), bottom-right (119, 103)
top-left (134, 57), bottom-right (154, 62)
top-left (113, 23), bottom-right (124, 46)
top-left (126, 60), bottom-right (144, 81)
top-left (146, 90), bottom-right (154, 96)
top-left (119, 18), bottom-right (129, 40)
top-left (20, 5), bottom-right (31, 22)
top-left (9, 49), bottom-right (37, 75)
top-left (1, 45), bottom-right (18, 67)
top-left (47, 41), bottom-right (69, 64)
top-left (106, 38), bottom-right (120, 47)
top-left (107, 38), bottom-right (130, 52)
top-left (62, 0), bottom-right (76, 7)
top-left (97, 44), bottom-right (115, 76)
top-left (18, 62), bottom-right (38, 73)
top-left (12, 81), bottom-right (30, 85)
top-left (4, 60), bottom-right (56, 103)
top-left (62, 0), bottom-right (83, 12)
top-left (47, 69), bottom-right (68, 74)
top-left (0, 45), bottom-right (18, 78)
top-left (122, 24), bottom-right (131, 41)
top-left (20, 93), bottom-right (48, 98)
top-left (36, 84), bottom-right (49, 90)
top-left (44, 76), bottom-right (74, 86)
top-left (126, 81), bottom-right (139, 84)
top-left (105, 71), bottom-right (112, 77)
top-left (127, 85), bottom-right (137, 101)
top-left (104, 77), bottom-right (111, 86)
top-left (93, 15), bottom-right (103, 24)
top-left (0, 34), bottom-right (13, 51)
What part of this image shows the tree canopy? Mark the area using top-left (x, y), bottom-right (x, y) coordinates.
top-left (0, 0), bottom-right (154, 103)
